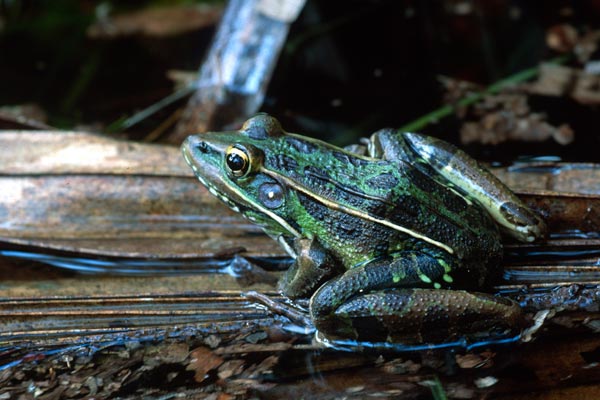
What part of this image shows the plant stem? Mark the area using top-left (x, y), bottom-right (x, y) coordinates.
top-left (398, 54), bottom-right (571, 133)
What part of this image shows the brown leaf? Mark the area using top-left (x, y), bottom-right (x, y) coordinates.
top-left (144, 343), bottom-right (189, 367)
top-left (455, 352), bottom-right (495, 369)
top-left (527, 63), bottom-right (600, 106)
top-left (187, 346), bottom-right (224, 383)
top-left (214, 342), bottom-right (292, 355)
top-left (217, 360), bottom-right (245, 380)
top-left (459, 92), bottom-right (574, 145)
top-left (546, 24), bottom-right (579, 53)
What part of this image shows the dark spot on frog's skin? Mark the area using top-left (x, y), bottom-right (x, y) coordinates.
top-left (367, 173), bottom-right (399, 190)
top-left (338, 220), bottom-right (359, 240)
top-left (331, 151), bottom-right (348, 163)
top-left (285, 137), bottom-right (317, 154)
top-left (350, 315), bottom-right (389, 341)
top-left (297, 192), bottom-right (328, 221)
top-left (404, 167), bottom-right (441, 195)
top-left (270, 154), bottom-right (299, 172)
top-left (404, 167), bottom-right (469, 214)
top-left (303, 165), bottom-right (329, 180)
top-left (286, 217), bottom-right (303, 235)
top-left (387, 194), bottom-right (421, 219)
top-left (373, 241), bottom-right (390, 255)
top-left (302, 166), bottom-right (383, 212)
top-left (331, 151), bottom-right (370, 168)
top-left (297, 192), bottom-right (395, 248)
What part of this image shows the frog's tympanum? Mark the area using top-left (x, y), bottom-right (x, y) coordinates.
top-left (182, 114), bottom-right (546, 345)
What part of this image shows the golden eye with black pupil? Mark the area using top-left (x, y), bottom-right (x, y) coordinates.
top-left (226, 145), bottom-right (250, 177)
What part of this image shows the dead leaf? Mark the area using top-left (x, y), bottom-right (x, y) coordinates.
top-left (546, 24), bottom-right (578, 53)
top-left (187, 346), bottom-right (224, 383)
top-left (455, 352), bottom-right (495, 369)
top-left (144, 343), bottom-right (189, 367)
top-left (459, 92), bottom-right (574, 145)
top-left (217, 360), bottom-right (245, 380)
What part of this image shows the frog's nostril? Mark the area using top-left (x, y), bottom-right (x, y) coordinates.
top-left (197, 141), bottom-right (209, 154)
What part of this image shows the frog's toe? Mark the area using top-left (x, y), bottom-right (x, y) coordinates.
top-left (498, 201), bottom-right (547, 242)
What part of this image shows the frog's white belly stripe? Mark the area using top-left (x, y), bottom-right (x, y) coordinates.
top-left (263, 168), bottom-right (455, 255)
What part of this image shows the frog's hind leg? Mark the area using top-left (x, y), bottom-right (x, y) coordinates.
top-left (330, 288), bottom-right (523, 344)
top-left (369, 129), bottom-right (546, 243)
top-left (310, 250), bottom-right (523, 343)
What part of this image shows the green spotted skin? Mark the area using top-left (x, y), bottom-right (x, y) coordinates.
top-left (182, 114), bottom-right (545, 344)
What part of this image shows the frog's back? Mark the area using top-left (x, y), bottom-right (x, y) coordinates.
top-left (277, 144), bottom-right (503, 285)
top-left (385, 159), bottom-right (504, 286)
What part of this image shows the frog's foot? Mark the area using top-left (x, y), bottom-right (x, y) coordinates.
top-left (244, 291), bottom-right (313, 331)
top-left (230, 255), bottom-right (279, 287)
top-left (313, 288), bottom-right (524, 345)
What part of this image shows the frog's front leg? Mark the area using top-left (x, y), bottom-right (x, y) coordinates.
top-left (278, 237), bottom-right (344, 299)
top-left (368, 129), bottom-right (546, 243)
top-left (310, 250), bottom-right (523, 343)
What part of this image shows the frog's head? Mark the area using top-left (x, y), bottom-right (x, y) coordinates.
top-left (181, 114), bottom-right (302, 242)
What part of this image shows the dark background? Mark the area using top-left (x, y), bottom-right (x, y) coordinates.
top-left (1, 0), bottom-right (599, 160)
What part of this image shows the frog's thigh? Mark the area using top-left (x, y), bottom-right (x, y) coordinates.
top-left (371, 130), bottom-right (545, 243)
top-left (310, 250), bottom-right (450, 320)
top-left (327, 288), bottom-right (523, 343)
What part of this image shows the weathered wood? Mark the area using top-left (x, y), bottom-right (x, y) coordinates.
top-left (2, 131), bottom-right (600, 399)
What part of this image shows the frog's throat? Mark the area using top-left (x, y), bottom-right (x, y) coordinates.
top-left (260, 167), bottom-right (455, 255)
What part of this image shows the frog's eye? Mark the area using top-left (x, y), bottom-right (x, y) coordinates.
top-left (225, 145), bottom-right (250, 177)
top-left (226, 144), bottom-right (265, 178)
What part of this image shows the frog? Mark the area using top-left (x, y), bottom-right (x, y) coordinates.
top-left (181, 114), bottom-right (546, 345)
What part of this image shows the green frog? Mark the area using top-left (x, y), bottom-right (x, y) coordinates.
top-left (182, 114), bottom-right (546, 345)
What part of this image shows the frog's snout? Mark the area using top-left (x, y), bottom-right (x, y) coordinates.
top-left (182, 135), bottom-right (220, 169)
top-left (181, 136), bottom-right (219, 179)
top-left (182, 135), bottom-right (207, 156)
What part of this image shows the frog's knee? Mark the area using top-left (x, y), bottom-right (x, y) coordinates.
top-left (401, 132), bottom-right (459, 167)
